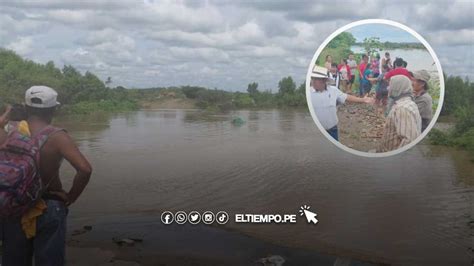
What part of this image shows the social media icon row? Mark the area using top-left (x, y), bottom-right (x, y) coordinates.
top-left (161, 211), bottom-right (229, 225)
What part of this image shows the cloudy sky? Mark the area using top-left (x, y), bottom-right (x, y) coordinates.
top-left (0, 0), bottom-right (472, 91)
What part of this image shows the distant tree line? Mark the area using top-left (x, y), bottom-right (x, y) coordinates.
top-left (0, 48), bottom-right (138, 114)
top-left (429, 75), bottom-right (474, 155)
top-left (354, 41), bottom-right (425, 50)
top-left (0, 48), bottom-right (472, 154)
top-left (0, 48), bottom-right (307, 114)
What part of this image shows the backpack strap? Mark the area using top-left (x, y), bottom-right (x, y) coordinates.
top-left (32, 126), bottom-right (66, 149)
top-left (31, 126), bottom-right (66, 190)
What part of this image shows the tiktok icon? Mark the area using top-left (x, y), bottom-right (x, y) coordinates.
top-left (216, 211), bottom-right (229, 225)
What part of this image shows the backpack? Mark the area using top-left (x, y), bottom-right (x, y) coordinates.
top-left (0, 125), bottom-right (62, 218)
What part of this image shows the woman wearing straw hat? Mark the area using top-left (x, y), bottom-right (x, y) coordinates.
top-left (310, 65), bottom-right (374, 141)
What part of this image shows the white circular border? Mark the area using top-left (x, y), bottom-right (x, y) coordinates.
top-left (306, 19), bottom-right (445, 158)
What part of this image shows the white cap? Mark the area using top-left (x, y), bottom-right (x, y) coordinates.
top-left (25, 86), bottom-right (60, 108)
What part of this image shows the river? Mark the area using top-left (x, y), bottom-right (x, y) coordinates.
top-left (350, 46), bottom-right (438, 74)
top-left (56, 109), bottom-right (473, 266)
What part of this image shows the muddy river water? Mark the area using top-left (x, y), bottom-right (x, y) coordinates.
top-left (57, 109), bottom-right (473, 266)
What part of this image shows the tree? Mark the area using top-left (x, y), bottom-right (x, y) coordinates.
top-left (234, 92), bottom-right (255, 108)
top-left (182, 86), bottom-right (206, 99)
top-left (278, 76), bottom-right (296, 95)
top-left (327, 32), bottom-right (356, 49)
top-left (247, 82), bottom-right (259, 96)
top-left (297, 82), bottom-right (305, 94)
top-left (362, 37), bottom-right (383, 56)
top-left (105, 76), bottom-right (112, 86)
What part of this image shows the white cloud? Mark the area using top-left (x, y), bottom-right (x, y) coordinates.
top-left (412, 1), bottom-right (473, 31)
top-left (168, 47), bottom-right (231, 63)
top-left (200, 66), bottom-right (218, 75)
top-left (73, 48), bottom-right (89, 56)
top-left (6, 36), bottom-right (34, 55)
top-left (427, 29), bottom-right (474, 46)
top-left (144, 69), bottom-right (161, 76)
top-left (48, 9), bottom-right (92, 24)
top-left (0, 0), bottom-right (471, 89)
top-left (1, 0), bottom-right (134, 10)
top-left (147, 21), bottom-right (266, 48)
top-left (0, 14), bottom-right (46, 45)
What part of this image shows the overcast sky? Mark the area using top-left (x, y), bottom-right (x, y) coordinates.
top-left (0, 0), bottom-right (472, 91)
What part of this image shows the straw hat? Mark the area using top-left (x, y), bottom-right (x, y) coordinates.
top-left (310, 65), bottom-right (328, 78)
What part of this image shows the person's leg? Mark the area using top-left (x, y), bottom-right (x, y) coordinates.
top-left (349, 75), bottom-right (354, 92)
top-left (365, 84), bottom-right (372, 96)
top-left (2, 218), bottom-right (34, 266)
top-left (326, 126), bottom-right (338, 141)
top-left (34, 200), bottom-right (68, 266)
top-left (342, 80), bottom-right (348, 93)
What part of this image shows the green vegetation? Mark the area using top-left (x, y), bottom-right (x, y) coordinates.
top-left (355, 41), bottom-right (425, 50)
top-left (317, 32), bottom-right (355, 66)
top-left (361, 37), bottom-right (383, 56)
top-left (0, 48), bottom-right (138, 114)
top-left (0, 48), bottom-right (307, 115)
top-left (161, 77), bottom-right (307, 112)
top-left (429, 78), bottom-right (441, 113)
top-left (318, 32), bottom-right (360, 92)
top-left (326, 32), bottom-right (356, 49)
top-left (429, 76), bottom-right (474, 156)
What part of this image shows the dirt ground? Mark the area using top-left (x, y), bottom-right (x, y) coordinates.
top-left (337, 101), bottom-right (387, 152)
top-left (140, 98), bottom-right (196, 109)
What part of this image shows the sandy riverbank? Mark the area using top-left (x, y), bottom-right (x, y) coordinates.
top-left (63, 213), bottom-right (380, 266)
top-left (140, 98), bottom-right (197, 110)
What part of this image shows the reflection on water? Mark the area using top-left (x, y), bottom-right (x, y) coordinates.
top-left (57, 109), bottom-right (473, 266)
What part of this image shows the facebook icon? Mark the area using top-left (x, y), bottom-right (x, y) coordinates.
top-left (161, 211), bottom-right (174, 225)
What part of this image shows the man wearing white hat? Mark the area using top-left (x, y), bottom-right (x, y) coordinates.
top-left (310, 66), bottom-right (374, 140)
top-left (1, 86), bottom-right (92, 266)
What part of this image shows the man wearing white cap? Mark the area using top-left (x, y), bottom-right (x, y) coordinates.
top-left (310, 66), bottom-right (374, 140)
top-left (1, 86), bottom-right (92, 266)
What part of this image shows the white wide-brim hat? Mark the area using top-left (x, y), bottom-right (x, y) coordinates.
top-left (310, 65), bottom-right (329, 79)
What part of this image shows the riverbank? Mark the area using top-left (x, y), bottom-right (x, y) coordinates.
top-left (65, 213), bottom-right (380, 266)
top-left (140, 98), bottom-right (197, 110)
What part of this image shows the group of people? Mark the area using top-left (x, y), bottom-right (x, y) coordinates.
top-left (0, 86), bottom-right (92, 265)
top-left (313, 51), bottom-right (434, 152)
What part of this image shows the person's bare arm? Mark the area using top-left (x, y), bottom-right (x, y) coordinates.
top-left (346, 95), bottom-right (375, 104)
top-left (0, 106), bottom-right (12, 145)
top-left (52, 131), bottom-right (92, 205)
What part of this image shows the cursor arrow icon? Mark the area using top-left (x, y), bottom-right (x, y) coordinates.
top-left (303, 209), bottom-right (318, 224)
top-left (299, 205), bottom-right (318, 225)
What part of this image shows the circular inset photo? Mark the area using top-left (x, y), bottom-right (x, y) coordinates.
top-left (306, 19), bottom-right (444, 157)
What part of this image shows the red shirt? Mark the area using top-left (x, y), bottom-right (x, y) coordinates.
top-left (384, 68), bottom-right (411, 80)
top-left (337, 64), bottom-right (351, 78)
